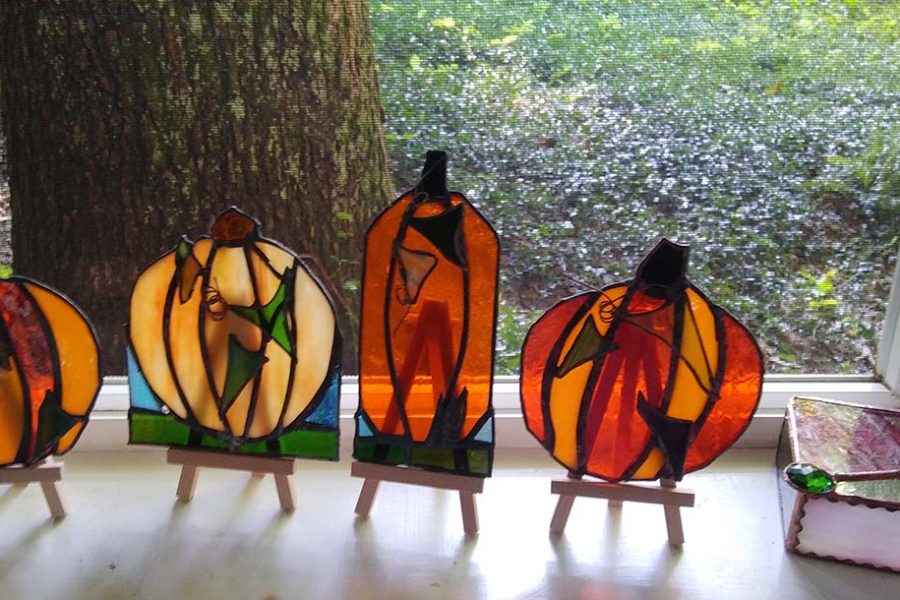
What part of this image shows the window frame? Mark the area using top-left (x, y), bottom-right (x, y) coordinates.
top-left (84, 248), bottom-right (900, 450)
top-left (877, 243), bottom-right (900, 393)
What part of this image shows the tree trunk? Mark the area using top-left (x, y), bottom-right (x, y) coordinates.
top-left (0, 0), bottom-right (392, 374)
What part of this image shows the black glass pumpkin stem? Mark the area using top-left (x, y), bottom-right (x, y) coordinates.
top-left (415, 150), bottom-right (449, 198)
top-left (636, 238), bottom-right (690, 289)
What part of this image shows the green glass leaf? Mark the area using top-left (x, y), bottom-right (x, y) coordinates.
top-left (175, 238), bottom-right (192, 263)
top-left (269, 306), bottom-right (292, 355)
top-left (174, 238), bottom-right (202, 303)
top-left (221, 336), bottom-right (267, 412)
top-left (260, 279), bottom-right (286, 323)
top-left (557, 316), bottom-right (612, 377)
top-left (35, 390), bottom-right (79, 458)
top-left (784, 462), bottom-right (836, 494)
top-left (231, 278), bottom-right (292, 354)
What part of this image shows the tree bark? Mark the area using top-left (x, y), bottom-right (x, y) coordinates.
top-left (0, 0), bottom-right (392, 374)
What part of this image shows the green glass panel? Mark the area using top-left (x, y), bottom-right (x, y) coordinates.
top-left (131, 412), bottom-right (337, 459)
top-left (35, 391), bottom-right (78, 455)
top-left (221, 336), bottom-right (266, 411)
top-left (174, 239), bottom-right (202, 303)
top-left (466, 449), bottom-right (490, 475)
top-left (129, 411), bottom-right (191, 446)
top-left (278, 429), bottom-right (338, 460)
top-left (269, 307), bottom-right (292, 355)
top-left (411, 447), bottom-right (456, 470)
top-left (557, 315), bottom-right (605, 377)
top-left (353, 439), bottom-right (376, 460)
top-left (175, 238), bottom-right (191, 262)
top-left (232, 280), bottom-right (292, 354)
top-left (353, 439), bottom-right (405, 464)
top-left (260, 280), bottom-right (286, 323)
top-left (235, 439), bottom-right (270, 454)
top-left (199, 436), bottom-right (230, 450)
top-left (354, 438), bottom-right (488, 476)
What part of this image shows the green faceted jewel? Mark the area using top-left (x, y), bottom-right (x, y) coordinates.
top-left (784, 462), bottom-right (836, 494)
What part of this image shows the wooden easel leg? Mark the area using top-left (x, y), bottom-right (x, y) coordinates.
top-left (550, 494), bottom-right (575, 534)
top-left (176, 464), bottom-right (199, 502)
top-left (660, 479), bottom-right (684, 545)
top-left (663, 504), bottom-right (684, 545)
top-left (39, 480), bottom-right (66, 520)
top-left (274, 474), bottom-right (297, 512)
top-left (459, 491), bottom-right (479, 535)
top-left (355, 478), bottom-right (380, 518)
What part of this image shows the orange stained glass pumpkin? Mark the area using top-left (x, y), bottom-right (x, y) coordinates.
top-left (355, 151), bottom-right (500, 476)
top-left (521, 239), bottom-right (763, 482)
top-left (128, 207), bottom-right (341, 459)
top-left (0, 276), bottom-right (101, 467)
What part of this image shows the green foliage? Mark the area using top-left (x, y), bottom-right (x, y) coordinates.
top-left (371, 0), bottom-right (900, 374)
top-left (0, 263), bottom-right (11, 278)
top-left (799, 268), bottom-right (840, 311)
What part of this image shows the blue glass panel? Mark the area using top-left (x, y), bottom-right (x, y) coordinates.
top-left (127, 346), bottom-right (163, 412)
top-left (356, 414), bottom-right (374, 438)
top-left (473, 418), bottom-right (493, 444)
top-left (304, 367), bottom-right (339, 428)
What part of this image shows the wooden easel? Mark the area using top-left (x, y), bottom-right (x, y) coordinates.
top-left (167, 448), bottom-right (298, 512)
top-left (351, 461), bottom-right (483, 535)
top-left (549, 477), bottom-right (695, 544)
top-left (0, 459), bottom-right (66, 519)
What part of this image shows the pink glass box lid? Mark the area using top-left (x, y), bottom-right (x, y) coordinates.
top-left (786, 396), bottom-right (900, 506)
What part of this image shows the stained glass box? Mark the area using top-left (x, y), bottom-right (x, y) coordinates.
top-left (777, 396), bottom-right (900, 572)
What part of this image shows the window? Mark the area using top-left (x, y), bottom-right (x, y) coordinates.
top-left (372, 0), bottom-right (900, 377)
top-left (1, 2), bottom-right (898, 440)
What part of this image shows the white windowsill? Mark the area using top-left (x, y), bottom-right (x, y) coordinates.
top-left (76, 374), bottom-right (898, 453)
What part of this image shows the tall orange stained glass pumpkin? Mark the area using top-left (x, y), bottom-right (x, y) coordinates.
top-left (521, 239), bottom-right (763, 482)
top-left (128, 207), bottom-right (342, 459)
top-left (355, 151), bottom-right (500, 476)
top-left (0, 276), bottom-right (101, 467)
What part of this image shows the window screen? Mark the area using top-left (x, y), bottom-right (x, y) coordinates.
top-left (372, 0), bottom-right (900, 374)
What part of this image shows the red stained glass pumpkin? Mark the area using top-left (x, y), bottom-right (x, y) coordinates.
top-left (520, 239), bottom-right (763, 481)
top-left (0, 277), bottom-right (101, 467)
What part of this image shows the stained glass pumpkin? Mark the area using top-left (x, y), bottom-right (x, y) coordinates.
top-left (521, 239), bottom-right (763, 481)
top-left (0, 276), bottom-right (101, 467)
top-left (355, 151), bottom-right (499, 476)
top-left (128, 207), bottom-right (341, 459)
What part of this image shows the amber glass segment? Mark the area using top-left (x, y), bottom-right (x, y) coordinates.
top-left (358, 189), bottom-right (499, 448)
top-left (0, 354), bottom-right (25, 464)
top-left (55, 422), bottom-right (85, 455)
top-left (683, 311), bottom-right (763, 472)
top-left (520, 294), bottom-right (592, 443)
top-left (26, 283), bottom-right (101, 419)
top-left (129, 253), bottom-right (189, 420)
top-left (520, 239), bottom-right (763, 482)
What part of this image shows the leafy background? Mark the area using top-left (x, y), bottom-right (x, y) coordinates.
top-left (0, 0), bottom-right (897, 376)
top-left (371, 0), bottom-right (900, 374)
